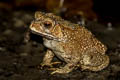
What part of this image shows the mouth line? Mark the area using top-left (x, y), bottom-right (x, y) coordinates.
top-left (30, 29), bottom-right (62, 41)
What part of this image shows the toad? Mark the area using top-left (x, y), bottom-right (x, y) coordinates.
top-left (28, 11), bottom-right (109, 74)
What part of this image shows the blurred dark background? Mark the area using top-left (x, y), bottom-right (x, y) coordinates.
top-left (0, 0), bottom-right (119, 23)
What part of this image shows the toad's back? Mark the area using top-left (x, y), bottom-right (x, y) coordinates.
top-left (59, 25), bottom-right (107, 56)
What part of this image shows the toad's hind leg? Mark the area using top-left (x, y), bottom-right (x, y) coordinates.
top-left (81, 52), bottom-right (109, 71)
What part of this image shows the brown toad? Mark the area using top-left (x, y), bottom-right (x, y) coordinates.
top-left (29, 11), bottom-right (109, 74)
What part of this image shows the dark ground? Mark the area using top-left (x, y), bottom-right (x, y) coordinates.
top-left (0, 10), bottom-right (120, 80)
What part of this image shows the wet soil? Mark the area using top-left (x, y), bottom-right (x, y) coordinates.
top-left (0, 10), bottom-right (120, 80)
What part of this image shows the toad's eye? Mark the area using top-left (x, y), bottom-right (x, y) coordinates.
top-left (44, 21), bottom-right (52, 28)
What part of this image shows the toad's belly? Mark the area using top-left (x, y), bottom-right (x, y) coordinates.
top-left (53, 50), bottom-right (65, 62)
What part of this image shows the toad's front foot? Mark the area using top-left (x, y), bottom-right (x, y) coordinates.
top-left (40, 63), bottom-right (53, 68)
top-left (40, 62), bottom-right (61, 69)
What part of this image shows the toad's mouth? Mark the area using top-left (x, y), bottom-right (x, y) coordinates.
top-left (30, 29), bottom-right (62, 42)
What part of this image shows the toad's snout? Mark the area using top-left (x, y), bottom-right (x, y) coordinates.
top-left (30, 21), bottom-right (43, 32)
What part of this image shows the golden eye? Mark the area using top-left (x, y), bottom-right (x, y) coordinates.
top-left (44, 21), bottom-right (52, 28)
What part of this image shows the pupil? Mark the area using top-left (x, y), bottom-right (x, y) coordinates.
top-left (44, 22), bottom-right (51, 28)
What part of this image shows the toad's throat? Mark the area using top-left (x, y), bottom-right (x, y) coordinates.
top-left (30, 29), bottom-right (62, 41)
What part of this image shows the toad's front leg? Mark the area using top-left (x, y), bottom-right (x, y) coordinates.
top-left (41, 49), bottom-right (54, 67)
top-left (41, 49), bottom-right (61, 67)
